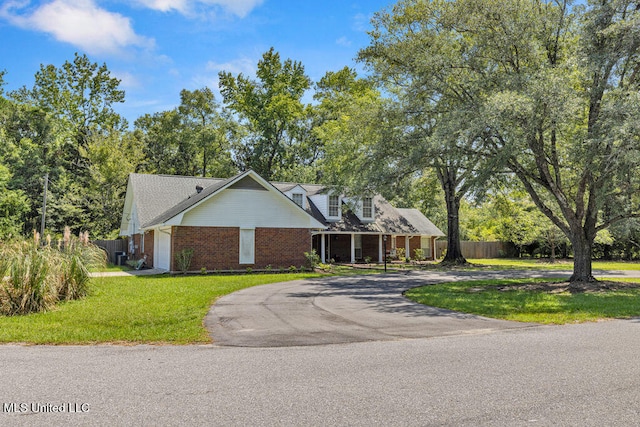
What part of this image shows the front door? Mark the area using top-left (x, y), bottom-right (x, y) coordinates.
top-left (155, 227), bottom-right (172, 270)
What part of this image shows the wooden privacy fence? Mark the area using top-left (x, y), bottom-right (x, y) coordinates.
top-left (92, 239), bottom-right (127, 264)
top-left (435, 241), bottom-right (515, 259)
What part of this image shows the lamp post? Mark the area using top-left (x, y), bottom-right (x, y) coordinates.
top-left (383, 235), bottom-right (387, 272)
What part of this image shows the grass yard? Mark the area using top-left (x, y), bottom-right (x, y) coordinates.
top-left (405, 278), bottom-right (640, 324)
top-left (467, 258), bottom-right (640, 271)
top-left (0, 273), bottom-right (320, 344)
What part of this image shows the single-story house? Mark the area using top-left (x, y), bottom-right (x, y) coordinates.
top-left (119, 170), bottom-right (444, 272)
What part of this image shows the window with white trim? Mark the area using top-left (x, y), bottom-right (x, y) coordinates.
top-left (363, 197), bottom-right (373, 219)
top-left (292, 193), bottom-right (303, 207)
top-left (329, 195), bottom-right (340, 217)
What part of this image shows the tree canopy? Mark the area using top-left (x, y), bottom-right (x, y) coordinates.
top-left (359, 0), bottom-right (640, 281)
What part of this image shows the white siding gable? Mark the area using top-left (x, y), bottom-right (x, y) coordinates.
top-left (284, 185), bottom-right (307, 209)
top-left (351, 197), bottom-right (375, 223)
top-left (181, 188), bottom-right (321, 228)
top-left (309, 193), bottom-right (342, 222)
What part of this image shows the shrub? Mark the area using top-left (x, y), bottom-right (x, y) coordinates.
top-left (175, 248), bottom-right (194, 273)
top-left (304, 249), bottom-right (320, 269)
top-left (317, 263), bottom-right (333, 272)
top-left (396, 247), bottom-right (406, 260)
top-left (55, 229), bottom-right (105, 301)
top-left (413, 249), bottom-right (425, 261)
top-left (0, 239), bottom-right (55, 315)
top-left (0, 229), bottom-right (105, 315)
top-left (288, 265), bottom-right (297, 272)
top-left (364, 256), bottom-right (372, 264)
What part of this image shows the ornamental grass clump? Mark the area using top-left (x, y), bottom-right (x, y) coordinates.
top-left (54, 228), bottom-right (105, 301)
top-left (0, 229), bottom-right (106, 316)
top-left (0, 237), bottom-right (56, 315)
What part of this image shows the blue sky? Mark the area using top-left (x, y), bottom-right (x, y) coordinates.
top-left (0, 0), bottom-right (394, 124)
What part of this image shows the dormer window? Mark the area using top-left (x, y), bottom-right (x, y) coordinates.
top-left (329, 195), bottom-right (340, 217)
top-left (363, 197), bottom-right (373, 219)
top-left (292, 193), bottom-right (304, 208)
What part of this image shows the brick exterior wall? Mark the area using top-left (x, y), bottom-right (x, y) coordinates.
top-left (143, 230), bottom-right (154, 267)
top-left (172, 226), bottom-right (238, 271)
top-left (170, 226), bottom-right (310, 271)
top-left (362, 235), bottom-right (381, 262)
top-left (409, 236), bottom-right (421, 259)
top-left (255, 228), bottom-right (310, 269)
top-left (129, 231), bottom-right (155, 267)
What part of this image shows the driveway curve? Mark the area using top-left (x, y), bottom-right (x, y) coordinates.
top-left (205, 270), bottom-right (573, 347)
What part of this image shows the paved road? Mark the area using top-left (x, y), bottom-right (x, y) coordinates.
top-left (2, 269), bottom-right (639, 426)
top-left (1, 320), bottom-right (640, 426)
top-left (205, 270), bottom-right (575, 347)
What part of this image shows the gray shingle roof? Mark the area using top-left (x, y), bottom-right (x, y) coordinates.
top-left (396, 208), bottom-right (445, 236)
top-left (126, 173), bottom-right (444, 237)
top-left (128, 173), bottom-right (226, 229)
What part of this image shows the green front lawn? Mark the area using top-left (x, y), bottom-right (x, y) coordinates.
top-left (405, 278), bottom-right (640, 324)
top-left (0, 273), bottom-right (320, 344)
top-left (467, 258), bottom-right (640, 271)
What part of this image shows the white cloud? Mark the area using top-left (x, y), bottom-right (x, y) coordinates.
top-left (0, 0), bottom-right (154, 55)
top-left (137, 0), bottom-right (263, 18)
top-left (111, 71), bottom-right (141, 89)
top-left (136, 0), bottom-right (188, 13)
top-left (336, 36), bottom-right (352, 47)
top-left (206, 57), bottom-right (255, 76)
top-left (187, 56), bottom-right (256, 94)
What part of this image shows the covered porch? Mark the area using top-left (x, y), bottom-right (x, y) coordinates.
top-left (311, 233), bottom-right (438, 264)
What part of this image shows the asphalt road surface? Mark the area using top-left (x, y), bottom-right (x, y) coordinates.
top-left (1, 270), bottom-right (639, 426)
top-left (206, 270), bottom-right (560, 347)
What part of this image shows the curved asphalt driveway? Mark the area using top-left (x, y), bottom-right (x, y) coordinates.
top-left (205, 269), bottom-right (581, 347)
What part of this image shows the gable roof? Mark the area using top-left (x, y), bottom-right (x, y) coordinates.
top-left (124, 174), bottom-right (226, 232)
top-left (121, 171), bottom-right (444, 237)
top-left (396, 208), bottom-right (445, 237)
top-left (126, 170), bottom-right (326, 230)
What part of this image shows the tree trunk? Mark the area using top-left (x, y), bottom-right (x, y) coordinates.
top-left (441, 189), bottom-right (467, 265)
top-left (569, 232), bottom-right (596, 284)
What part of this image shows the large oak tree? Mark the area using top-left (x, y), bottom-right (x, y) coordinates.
top-left (360, 0), bottom-right (640, 281)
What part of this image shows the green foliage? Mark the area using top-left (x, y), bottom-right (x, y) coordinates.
top-left (219, 48), bottom-right (314, 180)
top-left (81, 130), bottom-right (143, 237)
top-left (0, 230), bottom-right (105, 315)
top-left (175, 248), bottom-right (194, 274)
top-left (135, 87), bottom-right (237, 178)
top-left (0, 238), bottom-right (55, 315)
top-left (413, 249), bottom-right (425, 261)
top-left (360, 0), bottom-right (640, 279)
top-left (0, 165), bottom-right (29, 239)
top-left (395, 247), bottom-right (406, 260)
top-left (304, 249), bottom-right (321, 269)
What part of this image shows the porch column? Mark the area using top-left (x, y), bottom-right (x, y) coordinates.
top-left (405, 236), bottom-right (410, 259)
top-left (432, 237), bottom-right (437, 260)
top-left (378, 234), bottom-right (383, 263)
top-left (321, 234), bottom-right (326, 263)
top-left (350, 233), bottom-right (356, 264)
